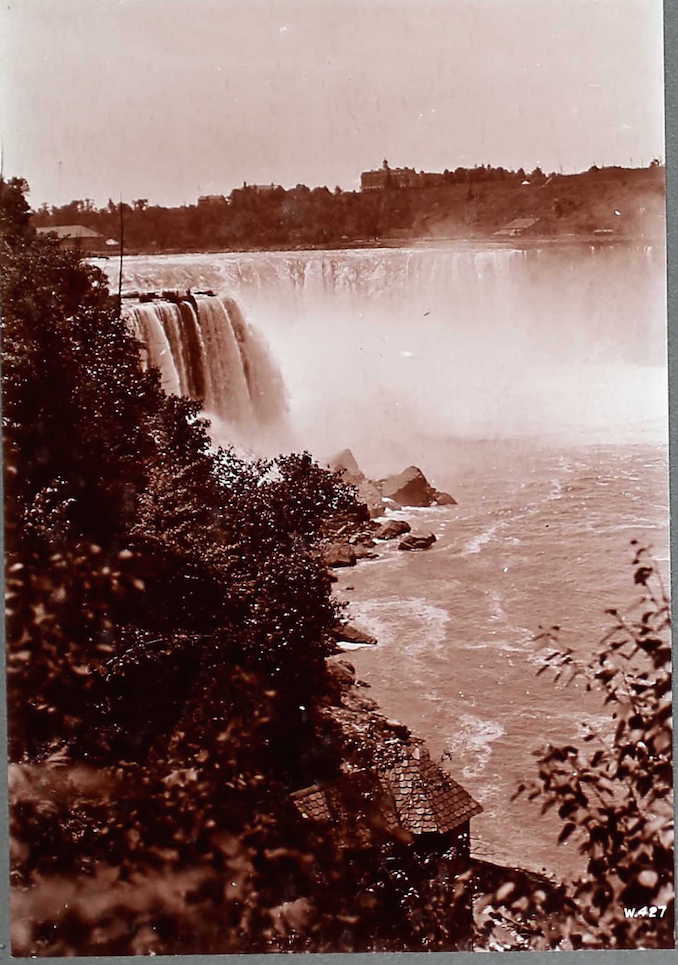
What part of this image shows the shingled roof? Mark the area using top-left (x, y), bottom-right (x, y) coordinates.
top-left (493, 217), bottom-right (542, 236)
top-left (379, 743), bottom-right (482, 834)
top-left (36, 224), bottom-right (102, 239)
top-left (291, 742), bottom-right (481, 847)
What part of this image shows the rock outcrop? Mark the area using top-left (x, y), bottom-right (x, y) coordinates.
top-left (380, 465), bottom-right (456, 508)
top-left (322, 543), bottom-right (357, 568)
top-left (374, 519), bottom-right (411, 540)
top-left (321, 453), bottom-right (455, 571)
top-left (332, 623), bottom-right (378, 646)
top-left (398, 532), bottom-right (437, 551)
top-left (327, 448), bottom-right (388, 518)
top-left (327, 448), bottom-right (364, 484)
top-left (327, 452), bottom-right (456, 515)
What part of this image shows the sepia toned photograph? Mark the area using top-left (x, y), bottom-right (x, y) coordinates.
top-left (0, 0), bottom-right (673, 954)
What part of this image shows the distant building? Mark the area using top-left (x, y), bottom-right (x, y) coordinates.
top-left (229, 182), bottom-right (283, 205)
top-left (360, 160), bottom-right (444, 191)
top-left (493, 217), bottom-right (543, 237)
top-left (361, 166), bottom-right (417, 191)
top-left (237, 182), bottom-right (281, 195)
top-left (197, 194), bottom-right (227, 207)
top-left (35, 224), bottom-right (106, 253)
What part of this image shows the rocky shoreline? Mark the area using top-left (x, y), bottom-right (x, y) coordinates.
top-left (320, 449), bottom-right (454, 649)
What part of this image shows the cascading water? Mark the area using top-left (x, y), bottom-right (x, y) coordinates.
top-left (105, 242), bottom-right (667, 477)
top-left (125, 294), bottom-right (287, 437)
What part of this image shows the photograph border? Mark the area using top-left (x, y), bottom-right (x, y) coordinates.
top-left (0, 0), bottom-right (676, 961)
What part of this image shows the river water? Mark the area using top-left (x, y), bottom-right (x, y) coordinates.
top-left (335, 440), bottom-right (669, 877)
top-left (98, 242), bottom-right (670, 880)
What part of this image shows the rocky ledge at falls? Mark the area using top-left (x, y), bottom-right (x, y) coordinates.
top-left (326, 450), bottom-right (456, 516)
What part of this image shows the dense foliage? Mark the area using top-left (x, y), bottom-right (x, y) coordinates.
top-left (2, 176), bottom-right (474, 954)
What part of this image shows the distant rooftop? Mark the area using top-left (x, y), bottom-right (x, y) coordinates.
top-left (493, 217), bottom-right (542, 236)
top-left (36, 224), bottom-right (103, 239)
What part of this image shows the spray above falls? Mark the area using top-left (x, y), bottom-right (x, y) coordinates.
top-left (126, 293), bottom-right (287, 434)
top-left (107, 243), bottom-right (667, 473)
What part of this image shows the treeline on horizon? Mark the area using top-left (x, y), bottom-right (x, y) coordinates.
top-left (31, 161), bottom-right (665, 252)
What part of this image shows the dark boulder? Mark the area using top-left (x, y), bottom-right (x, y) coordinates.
top-left (380, 466), bottom-right (434, 506)
top-left (326, 448), bottom-right (365, 485)
top-left (325, 658), bottom-right (357, 689)
top-left (332, 623), bottom-right (378, 646)
top-left (374, 518), bottom-right (411, 540)
top-left (322, 543), bottom-right (357, 567)
top-left (380, 465), bottom-right (457, 508)
top-left (398, 532), bottom-right (437, 551)
top-left (432, 490), bottom-right (457, 506)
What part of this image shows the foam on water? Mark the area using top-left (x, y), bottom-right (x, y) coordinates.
top-left (347, 597), bottom-right (450, 660)
top-left (444, 714), bottom-right (506, 782)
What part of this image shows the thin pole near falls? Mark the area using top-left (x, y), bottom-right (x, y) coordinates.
top-left (117, 198), bottom-right (124, 317)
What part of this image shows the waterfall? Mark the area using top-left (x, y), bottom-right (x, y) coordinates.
top-left (126, 295), bottom-right (287, 431)
top-left (113, 243), bottom-right (666, 465)
top-left (127, 302), bottom-right (182, 396)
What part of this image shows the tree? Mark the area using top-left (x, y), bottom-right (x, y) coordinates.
top-left (4, 177), bottom-right (479, 957)
top-left (477, 544), bottom-right (674, 950)
top-left (0, 177), bottom-right (32, 238)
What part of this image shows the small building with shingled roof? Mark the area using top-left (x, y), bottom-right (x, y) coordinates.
top-left (35, 224), bottom-right (106, 253)
top-left (493, 217), bottom-right (543, 237)
top-left (290, 739), bottom-right (481, 857)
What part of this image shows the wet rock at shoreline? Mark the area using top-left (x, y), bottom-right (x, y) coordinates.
top-left (398, 532), bottom-right (437, 551)
top-left (432, 489), bottom-right (457, 506)
top-left (348, 532), bottom-right (376, 547)
top-left (380, 465), bottom-right (456, 508)
top-left (325, 658), bottom-right (357, 689)
top-left (380, 466), bottom-right (431, 505)
top-left (332, 623), bottom-right (378, 646)
top-left (322, 543), bottom-right (357, 567)
top-left (375, 518), bottom-right (411, 540)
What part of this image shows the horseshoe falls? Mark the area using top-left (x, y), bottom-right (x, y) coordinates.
top-left (108, 243), bottom-right (666, 477)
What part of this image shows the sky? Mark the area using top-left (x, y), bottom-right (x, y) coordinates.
top-left (0, 0), bottom-right (666, 208)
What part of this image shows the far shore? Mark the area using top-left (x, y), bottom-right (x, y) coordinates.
top-left (90, 231), bottom-right (663, 261)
